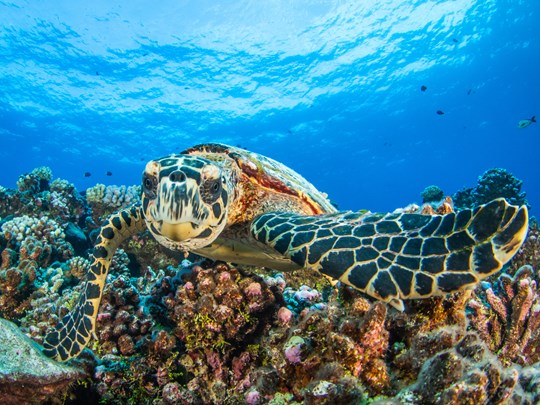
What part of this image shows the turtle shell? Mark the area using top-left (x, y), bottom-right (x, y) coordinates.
top-left (182, 143), bottom-right (337, 220)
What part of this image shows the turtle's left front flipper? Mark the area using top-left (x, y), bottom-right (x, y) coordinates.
top-left (251, 199), bottom-right (528, 310)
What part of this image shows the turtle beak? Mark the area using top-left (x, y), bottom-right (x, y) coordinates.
top-left (160, 222), bottom-right (201, 242)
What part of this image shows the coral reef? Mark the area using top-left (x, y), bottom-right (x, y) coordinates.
top-left (2, 215), bottom-right (65, 244)
top-left (453, 167), bottom-right (529, 210)
top-left (16, 167), bottom-right (52, 193)
top-left (0, 168), bottom-right (87, 225)
top-left (0, 166), bottom-right (539, 404)
top-left (397, 331), bottom-right (521, 404)
top-left (0, 215), bottom-right (74, 320)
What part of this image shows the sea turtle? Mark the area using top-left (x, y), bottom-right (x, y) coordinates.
top-left (43, 143), bottom-right (529, 361)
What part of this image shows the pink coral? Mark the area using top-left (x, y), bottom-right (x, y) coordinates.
top-left (277, 307), bottom-right (294, 327)
top-left (284, 336), bottom-right (305, 364)
top-left (245, 389), bottom-right (261, 405)
top-left (245, 282), bottom-right (262, 298)
top-left (468, 265), bottom-right (540, 366)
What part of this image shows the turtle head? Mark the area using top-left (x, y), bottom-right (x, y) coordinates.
top-left (140, 154), bottom-right (232, 252)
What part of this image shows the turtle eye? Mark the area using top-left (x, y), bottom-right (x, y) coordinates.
top-left (142, 173), bottom-right (158, 199)
top-left (201, 178), bottom-right (222, 204)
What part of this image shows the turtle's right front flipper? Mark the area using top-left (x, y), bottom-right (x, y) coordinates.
top-left (42, 204), bottom-right (146, 362)
top-left (251, 199), bottom-right (528, 310)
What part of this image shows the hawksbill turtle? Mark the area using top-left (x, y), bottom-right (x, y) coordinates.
top-left (43, 143), bottom-right (529, 361)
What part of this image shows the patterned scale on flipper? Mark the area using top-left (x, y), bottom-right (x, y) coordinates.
top-left (42, 205), bottom-right (146, 361)
top-left (251, 198), bottom-right (528, 310)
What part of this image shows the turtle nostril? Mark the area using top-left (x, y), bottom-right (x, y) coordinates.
top-left (169, 171), bottom-right (186, 183)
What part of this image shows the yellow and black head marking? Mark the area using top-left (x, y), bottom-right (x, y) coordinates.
top-left (141, 154), bottom-right (233, 253)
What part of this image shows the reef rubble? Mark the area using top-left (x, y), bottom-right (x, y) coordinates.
top-left (0, 166), bottom-right (539, 404)
top-left (0, 317), bottom-right (89, 404)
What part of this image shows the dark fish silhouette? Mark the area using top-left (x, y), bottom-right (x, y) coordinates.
top-left (436, 110), bottom-right (445, 115)
top-left (421, 85), bottom-right (427, 92)
top-left (106, 171), bottom-right (113, 176)
top-left (467, 89), bottom-right (472, 95)
top-left (452, 38), bottom-right (459, 43)
top-left (518, 116), bottom-right (536, 129)
top-left (84, 172), bottom-right (91, 177)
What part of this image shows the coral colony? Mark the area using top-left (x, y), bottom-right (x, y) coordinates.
top-left (0, 166), bottom-right (539, 404)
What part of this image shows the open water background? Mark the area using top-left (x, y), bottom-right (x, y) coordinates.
top-left (0, 0), bottom-right (538, 213)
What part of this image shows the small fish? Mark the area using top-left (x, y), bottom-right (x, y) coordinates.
top-left (452, 38), bottom-right (459, 43)
top-left (436, 110), bottom-right (445, 115)
top-left (518, 116), bottom-right (536, 129)
top-left (106, 171), bottom-right (113, 176)
top-left (84, 172), bottom-right (91, 177)
top-left (420, 85), bottom-right (427, 92)
top-left (467, 89), bottom-right (473, 95)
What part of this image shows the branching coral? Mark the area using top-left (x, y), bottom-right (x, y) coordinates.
top-left (1, 215), bottom-right (65, 244)
top-left (467, 265), bottom-right (540, 367)
top-left (47, 179), bottom-right (87, 222)
top-left (86, 184), bottom-right (141, 222)
top-left (1, 215), bottom-right (74, 265)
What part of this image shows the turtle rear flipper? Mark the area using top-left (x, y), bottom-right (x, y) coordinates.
top-left (42, 205), bottom-right (146, 362)
top-left (251, 199), bottom-right (528, 310)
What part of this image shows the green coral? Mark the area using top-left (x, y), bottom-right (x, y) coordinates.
top-left (453, 168), bottom-right (529, 210)
top-left (420, 185), bottom-right (444, 203)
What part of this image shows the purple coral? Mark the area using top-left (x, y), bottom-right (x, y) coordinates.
top-left (284, 335), bottom-right (305, 364)
top-left (245, 389), bottom-right (261, 405)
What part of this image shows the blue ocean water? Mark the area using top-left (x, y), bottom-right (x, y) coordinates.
top-left (0, 0), bottom-right (538, 214)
